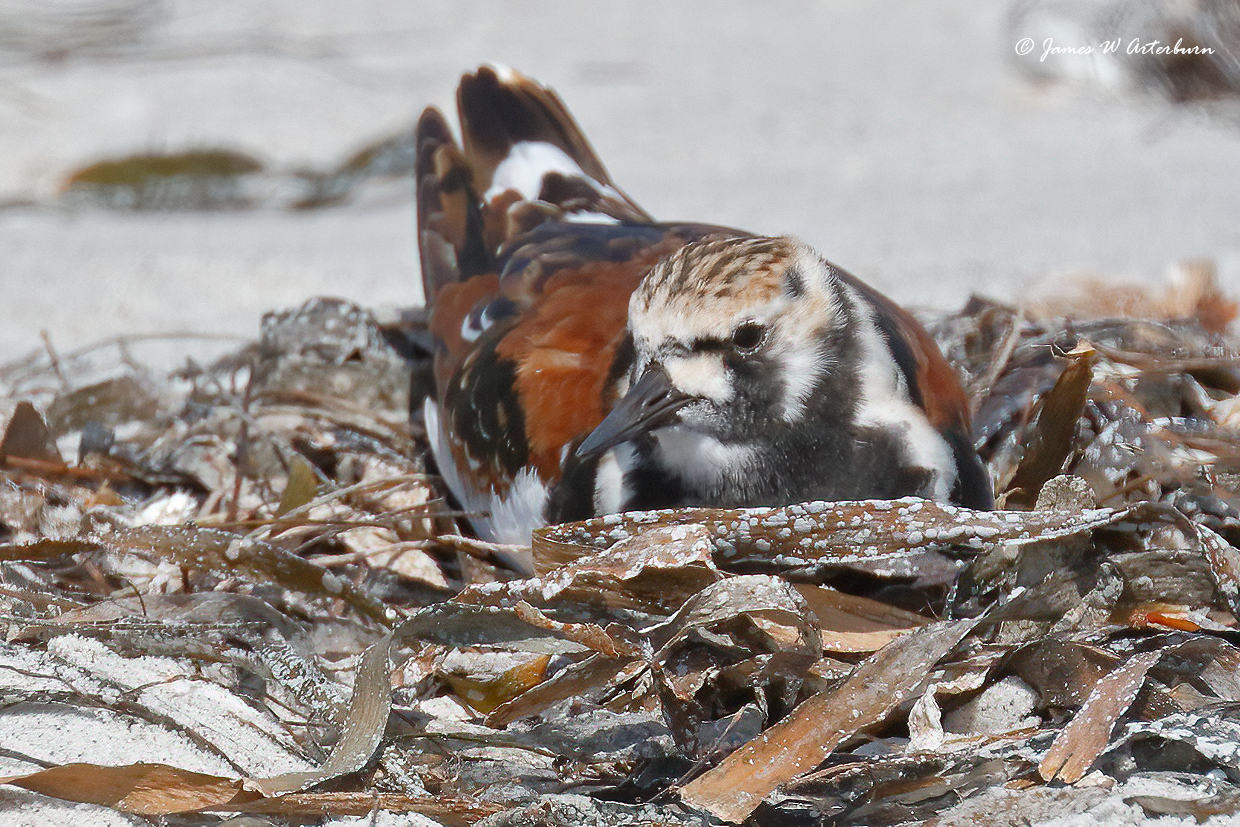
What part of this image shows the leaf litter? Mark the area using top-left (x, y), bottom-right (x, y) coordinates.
top-left (3, 276), bottom-right (1240, 825)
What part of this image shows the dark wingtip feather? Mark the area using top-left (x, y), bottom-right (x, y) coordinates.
top-left (946, 428), bottom-right (995, 510)
top-left (457, 65), bottom-right (611, 186)
top-left (415, 105), bottom-right (493, 301)
top-left (418, 66), bottom-right (656, 307)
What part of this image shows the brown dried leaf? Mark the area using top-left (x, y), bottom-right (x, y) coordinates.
top-left (0, 762), bottom-right (257, 815)
top-left (817, 627), bottom-right (910, 654)
top-left (1004, 344), bottom-right (1097, 505)
top-left (793, 584), bottom-right (928, 653)
top-left (444, 653), bottom-right (551, 715)
top-left (1038, 648), bottom-right (1165, 783)
top-left (679, 617), bottom-right (980, 822)
top-left (0, 537), bottom-right (101, 563)
top-left (1129, 790), bottom-right (1240, 822)
top-left (511, 601), bottom-right (641, 658)
top-left (538, 499), bottom-right (1162, 578)
top-left (107, 524), bottom-right (393, 625)
top-left (1009, 640), bottom-right (1118, 710)
top-left (0, 401), bottom-right (63, 465)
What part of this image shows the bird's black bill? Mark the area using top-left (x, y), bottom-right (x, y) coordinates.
top-left (575, 366), bottom-right (691, 457)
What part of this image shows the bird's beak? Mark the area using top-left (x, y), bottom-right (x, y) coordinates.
top-left (575, 366), bottom-right (691, 457)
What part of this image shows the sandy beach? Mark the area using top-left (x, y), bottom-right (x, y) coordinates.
top-left (1, 0), bottom-right (1237, 369)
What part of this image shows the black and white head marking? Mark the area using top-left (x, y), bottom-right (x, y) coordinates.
top-left (579, 235), bottom-right (963, 508)
top-left (627, 236), bottom-right (846, 428)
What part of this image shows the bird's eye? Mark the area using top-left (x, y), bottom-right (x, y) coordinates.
top-left (730, 321), bottom-right (767, 354)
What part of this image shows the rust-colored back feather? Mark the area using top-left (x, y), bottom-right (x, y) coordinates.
top-left (494, 245), bottom-right (678, 477)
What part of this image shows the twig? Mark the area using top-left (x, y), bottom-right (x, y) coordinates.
top-left (38, 330), bottom-right (67, 389)
top-left (433, 533), bottom-right (529, 570)
top-left (0, 455), bottom-right (133, 483)
top-left (970, 308), bottom-right (1025, 406)
top-left (0, 331), bottom-right (247, 387)
top-left (227, 362), bottom-right (256, 525)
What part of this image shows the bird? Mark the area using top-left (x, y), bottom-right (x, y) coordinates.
top-left (416, 66), bottom-right (992, 556)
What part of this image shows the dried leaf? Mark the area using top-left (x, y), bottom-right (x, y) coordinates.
top-left (1004, 344), bottom-right (1097, 505)
top-left (1196, 520), bottom-right (1240, 622)
top-left (512, 601), bottom-right (641, 658)
top-left (14, 592), bottom-right (345, 717)
top-left (793, 584), bottom-right (928, 653)
top-left (529, 523), bottom-right (722, 612)
top-left (249, 624), bottom-right (396, 795)
top-left (538, 499), bottom-right (1157, 577)
top-left (1129, 790), bottom-right (1240, 822)
top-left (107, 524), bottom-right (394, 625)
top-left (1109, 707), bottom-right (1240, 779)
top-left (1038, 648), bottom-right (1166, 783)
top-left (653, 576), bottom-right (821, 655)
top-left (46, 374), bottom-right (164, 434)
top-left (445, 653), bottom-right (551, 715)
top-left (680, 617), bottom-right (980, 822)
top-left (0, 537), bottom-right (101, 563)
top-left (0, 401), bottom-right (63, 465)
top-left (648, 576), bottom-right (822, 757)
top-left (817, 627), bottom-right (910, 654)
top-left (760, 738), bottom-right (1043, 826)
top-left (1009, 640), bottom-right (1118, 710)
top-left (216, 792), bottom-right (505, 824)
top-left (0, 762), bottom-right (257, 814)
top-left (391, 602), bottom-right (592, 655)
top-left (275, 454), bottom-right (319, 516)
top-left (485, 654), bottom-right (640, 727)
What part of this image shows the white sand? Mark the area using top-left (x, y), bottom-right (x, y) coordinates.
top-left (1, 0), bottom-right (1238, 367)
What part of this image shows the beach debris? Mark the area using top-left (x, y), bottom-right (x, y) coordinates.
top-left (57, 129), bottom-right (417, 212)
top-left (4, 286), bottom-right (1240, 824)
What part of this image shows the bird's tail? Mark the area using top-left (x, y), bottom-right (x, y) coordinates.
top-left (416, 65), bottom-right (650, 304)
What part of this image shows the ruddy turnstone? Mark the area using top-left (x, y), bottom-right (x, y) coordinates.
top-left (417, 66), bottom-right (992, 558)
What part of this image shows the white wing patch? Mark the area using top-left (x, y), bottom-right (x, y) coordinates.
top-left (423, 398), bottom-right (545, 568)
top-left (487, 467), bottom-right (550, 549)
top-left (485, 141), bottom-right (626, 205)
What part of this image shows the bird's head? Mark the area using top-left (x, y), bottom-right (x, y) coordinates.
top-left (577, 236), bottom-right (851, 457)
